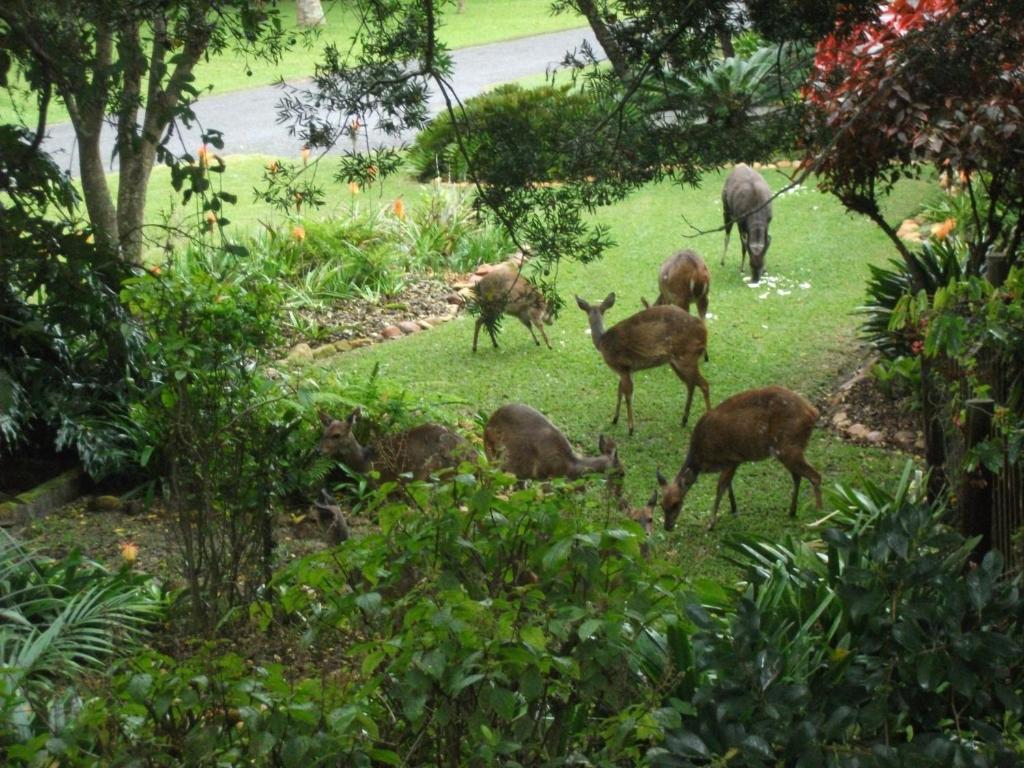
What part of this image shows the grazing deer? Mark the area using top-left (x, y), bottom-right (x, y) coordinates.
top-left (576, 293), bottom-right (710, 435)
top-left (656, 386), bottom-right (822, 532)
top-left (722, 163), bottom-right (773, 283)
top-left (655, 249), bottom-right (711, 361)
top-left (318, 410), bottom-right (469, 483)
top-left (313, 488), bottom-right (351, 545)
top-left (655, 249), bottom-right (711, 320)
top-left (483, 403), bottom-right (622, 490)
top-left (472, 263), bottom-right (554, 352)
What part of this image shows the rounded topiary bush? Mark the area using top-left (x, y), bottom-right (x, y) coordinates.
top-left (407, 83), bottom-right (603, 185)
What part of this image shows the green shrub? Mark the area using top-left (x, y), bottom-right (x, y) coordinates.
top-left (859, 238), bottom-right (966, 360)
top-left (648, 464), bottom-right (1024, 767)
top-left (0, 532), bottom-right (164, 750)
top-left (407, 83), bottom-right (606, 185)
top-left (263, 471), bottom-right (673, 765)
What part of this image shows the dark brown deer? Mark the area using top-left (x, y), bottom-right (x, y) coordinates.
top-left (576, 293), bottom-right (710, 435)
top-left (484, 403), bottom-right (622, 488)
top-left (472, 263), bottom-right (554, 352)
top-left (318, 410), bottom-right (469, 483)
top-left (656, 386), bottom-right (822, 532)
top-left (722, 163), bottom-right (773, 283)
top-left (313, 488), bottom-right (351, 545)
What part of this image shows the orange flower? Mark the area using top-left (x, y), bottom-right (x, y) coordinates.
top-left (348, 181), bottom-right (360, 195)
top-left (366, 164), bottom-right (377, 181)
top-left (931, 218), bottom-right (956, 240)
top-left (266, 160), bottom-right (280, 174)
top-left (197, 144), bottom-right (210, 168)
top-left (392, 198), bottom-right (405, 219)
top-left (292, 225), bottom-right (306, 241)
top-left (301, 146), bottom-right (311, 165)
top-left (148, 265), bottom-right (162, 276)
top-left (205, 211), bottom-right (218, 231)
top-left (120, 541), bottom-right (139, 565)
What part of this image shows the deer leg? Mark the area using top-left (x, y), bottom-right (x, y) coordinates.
top-left (708, 465), bottom-right (738, 530)
top-left (612, 375), bottom-right (626, 426)
top-left (473, 318), bottom-right (483, 352)
top-left (488, 322), bottom-right (499, 349)
top-left (617, 373), bottom-right (636, 434)
top-left (520, 315), bottom-right (541, 346)
top-left (728, 478), bottom-right (738, 516)
top-left (671, 360), bottom-right (710, 426)
top-left (780, 453), bottom-right (823, 516)
top-left (532, 317), bottom-right (553, 350)
top-left (722, 218), bottom-right (732, 266)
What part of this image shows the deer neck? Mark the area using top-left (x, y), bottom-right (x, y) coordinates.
top-left (585, 313), bottom-right (605, 350)
top-left (570, 454), bottom-right (611, 478)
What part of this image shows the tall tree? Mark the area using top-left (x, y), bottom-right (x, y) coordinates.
top-left (0, 0), bottom-right (289, 266)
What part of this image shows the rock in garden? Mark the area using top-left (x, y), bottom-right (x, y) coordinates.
top-left (418, 319), bottom-right (434, 330)
top-left (286, 342), bottom-right (314, 362)
top-left (847, 423), bottom-right (870, 439)
top-left (398, 321), bottom-right (421, 335)
top-left (866, 430), bottom-right (885, 444)
top-left (350, 338), bottom-right (372, 349)
top-left (832, 411), bottom-right (850, 428)
top-left (381, 326), bottom-right (403, 339)
top-left (894, 430), bottom-right (917, 449)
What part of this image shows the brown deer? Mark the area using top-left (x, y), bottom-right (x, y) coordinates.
top-left (655, 386), bottom-right (822, 532)
top-left (655, 249), bottom-right (711, 320)
top-left (628, 490), bottom-right (657, 557)
top-left (472, 263), bottom-right (553, 352)
top-left (313, 488), bottom-right (351, 545)
top-left (576, 293), bottom-right (710, 435)
top-left (654, 249), bottom-right (711, 361)
top-left (483, 403), bottom-right (622, 490)
top-left (318, 410), bottom-right (469, 483)
top-left (722, 163), bottom-right (773, 283)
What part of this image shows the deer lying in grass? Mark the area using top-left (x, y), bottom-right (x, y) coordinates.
top-left (318, 410), bottom-right (468, 483)
top-left (656, 386), bottom-right (822, 532)
top-left (722, 163), bottom-right (773, 283)
top-left (576, 293), bottom-right (709, 435)
top-left (484, 403), bottom-right (622, 492)
top-left (472, 263), bottom-right (554, 352)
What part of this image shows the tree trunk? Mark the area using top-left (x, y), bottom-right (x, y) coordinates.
top-left (296, 0), bottom-right (326, 27)
top-left (572, 0), bottom-right (631, 83)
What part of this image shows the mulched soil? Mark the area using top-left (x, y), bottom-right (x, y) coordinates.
top-left (279, 276), bottom-right (459, 348)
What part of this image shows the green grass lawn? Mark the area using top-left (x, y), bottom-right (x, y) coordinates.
top-left (1, 0), bottom-right (583, 126)
top-left (287, 168), bottom-right (932, 581)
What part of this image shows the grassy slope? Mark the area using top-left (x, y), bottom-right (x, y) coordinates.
top-left (0, 0), bottom-right (582, 126)
top-left (297, 169), bottom-right (931, 581)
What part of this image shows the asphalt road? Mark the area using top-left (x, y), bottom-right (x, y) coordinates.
top-left (43, 26), bottom-right (601, 176)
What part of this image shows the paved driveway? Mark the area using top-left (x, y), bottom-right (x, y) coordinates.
top-left (43, 27), bottom-right (601, 175)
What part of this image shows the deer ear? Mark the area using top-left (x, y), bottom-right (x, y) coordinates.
top-left (656, 469), bottom-right (668, 487)
top-left (575, 295), bottom-right (590, 312)
top-left (318, 410), bottom-right (334, 427)
top-left (647, 489), bottom-right (659, 507)
top-left (602, 292), bottom-right (616, 310)
top-left (346, 409), bottom-right (360, 426)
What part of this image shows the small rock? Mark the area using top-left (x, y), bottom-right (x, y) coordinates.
top-left (350, 338), bottom-right (372, 349)
top-left (381, 326), bottom-right (402, 339)
top-left (847, 423), bottom-right (870, 439)
top-left (286, 342), bottom-right (313, 362)
top-left (333, 340), bottom-right (353, 353)
top-left (312, 343), bottom-right (338, 359)
top-left (418, 319), bottom-right (434, 330)
top-left (398, 321), bottom-right (420, 335)
top-left (90, 495), bottom-right (124, 512)
top-left (866, 430), bottom-right (885, 444)
top-left (915, 436), bottom-right (926, 451)
top-left (832, 411), bottom-right (850, 428)
top-left (893, 430), bottom-right (917, 449)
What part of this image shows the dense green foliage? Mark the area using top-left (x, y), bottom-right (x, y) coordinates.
top-left (0, 532), bottom-right (164, 753)
top-left (408, 83), bottom-right (609, 184)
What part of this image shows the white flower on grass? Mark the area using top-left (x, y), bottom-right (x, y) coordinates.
top-left (799, 282), bottom-right (811, 289)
